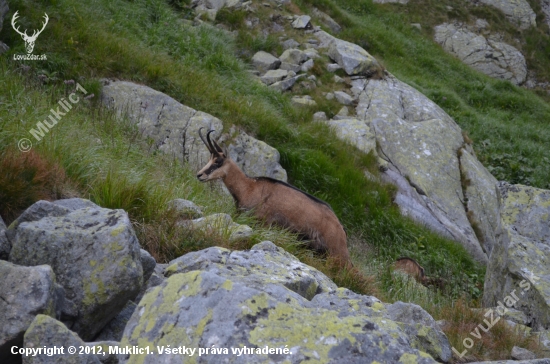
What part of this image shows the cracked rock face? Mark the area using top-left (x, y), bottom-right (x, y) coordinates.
top-left (8, 200), bottom-right (143, 341)
top-left (477, 0), bottom-right (536, 30)
top-left (434, 23), bottom-right (527, 85)
top-left (120, 242), bottom-right (449, 363)
top-left (101, 80), bottom-right (224, 171)
top-left (484, 183), bottom-right (550, 331)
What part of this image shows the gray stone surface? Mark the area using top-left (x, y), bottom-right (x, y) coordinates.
top-left (252, 51), bottom-right (281, 73)
top-left (434, 22), bottom-right (527, 85)
top-left (373, 0), bottom-right (409, 3)
top-left (478, 0), bottom-right (536, 30)
top-left (334, 90), bottom-right (354, 105)
top-left (511, 346), bottom-right (536, 360)
top-left (292, 15), bottom-right (311, 29)
top-left (191, 0), bottom-right (245, 21)
top-left (543, 0), bottom-right (550, 29)
top-left (324, 118), bottom-right (376, 155)
top-left (483, 182), bottom-right (550, 330)
top-left (0, 262), bottom-right (57, 364)
top-left (221, 126), bottom-right (288, 182)
top-left (23, 315), bottom-right (101, 364)
top-left (101, 80), bottom-right (224, 171)
top-left (0, 0), bottom-right (8, 54)
top-left (279, 48), bottom-right (308, 66)
top-left (260, 69), bottom-right (289, 85)
top-left (9, 202), bottom-right (143, 340)
top-left (291, 95), bottom-right (317, 107)
top-left (166, 198), bottom-right (203, 219)
top-left (119, 242), bottom-right (444, 363)
top-left (315, 31), bottom-right (380, 76)
top-left (140, 249), bottom-right (156, 284)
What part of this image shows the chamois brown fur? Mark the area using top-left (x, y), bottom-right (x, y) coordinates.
top-left (196, 129), bottom-right (352, 268)
top-left (393, 257), bottom-right (445, 290)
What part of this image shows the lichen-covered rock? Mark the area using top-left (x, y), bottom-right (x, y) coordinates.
top-left (9, 202), bottom-right (143, 340)
top-left (459, 148), bottom-right (500, 258)
top-left (95, 301), bottom-right (137, 342)
top-left (139, 249), bottom-right (156, 284)
top-left (101, 80), bottom-right (223, 171)
top-left (260, 69), bottom-right (289, 85)
top-left (251, 51), bottom-right (281, 73)
top-left (291, 95), bottom-right (317, 107)
top-left (357, 76), bottom-right (488, 263)
top-left (0, 262), bottom-right (57, 364)
top-left (87, 341), bottom-right (120, 364)
top-left (511, 345), bottom-right (536, 360)
top-left (477, 0), bottom-right (536, 30)
top-left (434, 23), bottom-right (527, 85)
top-left (324, 118), bottom-right (376, 155)
top-left (178, 213), bottom-right (253, 243)
top-left (469, 360), bottom-right (550, 364)
top-left (221, 127), bottom-right (288, 182)
top-left (334, 90), bottom-right (354, 105)
top-left (0, 215), bottom-right (9, 260)
top-left (279, 48), bottom-right (308, 66)
top-left (191, 0), bottom-right (245, 21)
top-left (165, 242), bottom-right (337, 300)
top-left (120, 250), bottom-right (440, 363)
top-left (483, 183), bottom-right (550, 330)
top-left (23, 315), bottom-right (100, 364)
top-left (167, 198), bottom-right (203, 219)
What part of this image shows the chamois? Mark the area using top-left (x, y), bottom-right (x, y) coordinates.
top-left (196, 128), bottom-right (352, 268)
top-left (393, 257), bottom-right (445, 290)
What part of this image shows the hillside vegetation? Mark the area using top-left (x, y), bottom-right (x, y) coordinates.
top-left (1, 0), bottom-right (549, 360)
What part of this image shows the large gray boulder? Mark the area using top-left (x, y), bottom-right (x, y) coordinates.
top-left (434, 23), bottom-right (527, 85)
top-left (220, 126), bottom-right (288, 182)
top-left (8, 200), bottom-right (144, 340)
top-left (251, 51), bottom-right (281, 73)
top-left (0, 262), bottom-right (57, 364)
top-left (484, 183), bottom-right (550, 331)
top-left (341, 75), bottom-right (492, 264)
top-left (477, 0), bottom-right (536, 30)
top-left (191, 0), bottom-right (245, 21)
top-left (101, 80), bottom-right (223, 171)
top-left (119, 242), bottom-right (447, 363)
top-left (23, 315), bottom-right (101, 364)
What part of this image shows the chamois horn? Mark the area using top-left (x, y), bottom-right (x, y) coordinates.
top-left (206, 129), bottom-right (223, 154)
top-left (198, 127), bottom-right (214, 154)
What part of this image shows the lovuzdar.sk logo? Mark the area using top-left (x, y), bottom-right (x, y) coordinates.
top-left (11, 10), bottom-right (49, 61)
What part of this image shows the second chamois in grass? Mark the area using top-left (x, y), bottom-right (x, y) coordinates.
top-left (196, 128), bottom-right (352, 268)
top-left (393, 257), bottom-right (445, 290)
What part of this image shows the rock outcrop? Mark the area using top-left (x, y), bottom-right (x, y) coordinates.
top-left (7, 199), bottom-right (144, 340)
top-left (0, 262), bottom-right (58, 364)
top-left (434, 23), bottom-right (527, 85)
top-left (120, 241), bottom-right (450, 363)
top-left (477, 0), bottom-right (536, 30)
top-left (483, 183), bottom-right (550, 330)
top-left (0, 215), bottom-right (9, 260)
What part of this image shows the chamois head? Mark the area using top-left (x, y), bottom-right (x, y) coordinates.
top-left (196, 128), bottom-right (229, 182)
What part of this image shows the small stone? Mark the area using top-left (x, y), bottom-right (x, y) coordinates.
top-left (167, 199), bottom-right (203, 219)
top-left (279, 62), bottom-right (301, 73)
top-left (333, 106), bottom-right (350, 119)
top-left (333, 75), bottom-right (344, 83)
top-left (325, 92), bottom-right (335, 100)
top-left (292, 15), bottom-right (311, 29)
top-left (301, 59), bottom-right (314, 72)
top-left (511, 346), bottom-right (536, 360)
top-left (411, 23), bottom-right (421, 30)
top-left (304, 48), bottom-right (320, 59)
top-left (334, 91), bottom-right (354, 105)
top-left (260, 69), bottom-right (289, 85)
top-left (251, 51), bottom-right (281, 73)
top-left (291, 95), bottom-right (317, 107)
top-left (282, 39), bottom-right (300, 50)
top-left (280, 48), bottom-right (308, 65)
top-left (327, 63), bottom-right (341, 72)
top-left (270, 76), bottom-right (298, 92)
top-left (313, 112), bottom-right (328, 121)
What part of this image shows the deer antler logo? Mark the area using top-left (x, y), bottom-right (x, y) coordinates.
top-left (11, 11), bottom-right (49, 54)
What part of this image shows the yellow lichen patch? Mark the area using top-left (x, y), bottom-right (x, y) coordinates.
top-left (110, 225), bottom-right (126, 237)
top-left (248, 299), bottom-right (367, 363)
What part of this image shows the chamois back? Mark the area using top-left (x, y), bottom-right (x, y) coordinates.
top-left (393, 257), bottom-right (425, 282)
